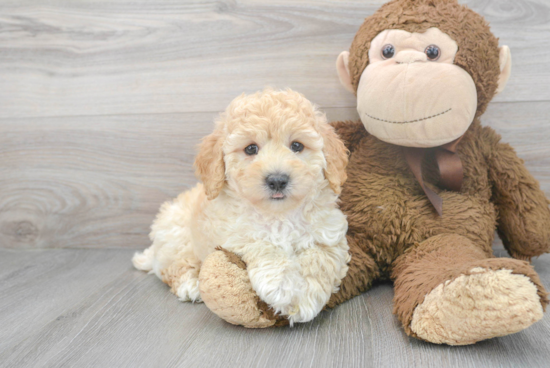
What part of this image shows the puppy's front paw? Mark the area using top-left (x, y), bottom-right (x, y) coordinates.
top-left (248, 262), bottom-right (306, 320)
top-left (287, 281), bottom-right (332, 324)
top-left (288, 302), bottom-right (321, 324)
top-left (199, 249), bottom-right (288, 328)
top-left (176, 278), bottom-right (202, 303)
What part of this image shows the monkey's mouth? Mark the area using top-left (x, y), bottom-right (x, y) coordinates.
top-left (365, 108), bottom-right (452, 125)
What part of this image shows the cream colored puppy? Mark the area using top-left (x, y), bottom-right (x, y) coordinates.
top-left (132, 89), bottom-right (350, 324)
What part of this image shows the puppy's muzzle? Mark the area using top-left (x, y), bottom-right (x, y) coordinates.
top-left (265, 173), bottom-right (290, 200)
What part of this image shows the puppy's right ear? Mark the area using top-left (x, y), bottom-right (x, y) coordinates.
top-left (194, 127), bottom-right (225, 200)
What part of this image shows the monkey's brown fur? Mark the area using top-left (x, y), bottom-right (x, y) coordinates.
top-left (199, 0), bottom-right (550, 344)
top-left (325, 0), bottom-right (550, 342)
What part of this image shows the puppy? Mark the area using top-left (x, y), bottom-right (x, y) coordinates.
top-left (132, 89), bottom-right (350, 324)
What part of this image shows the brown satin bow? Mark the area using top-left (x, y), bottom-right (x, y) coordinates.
top-left (403, 136), bottom-right (464, 216)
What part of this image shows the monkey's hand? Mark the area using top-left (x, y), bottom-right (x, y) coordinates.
top-left (199, 248), bottom-right (289, 328)
top-left (484, 126), bottom-right (550, 260)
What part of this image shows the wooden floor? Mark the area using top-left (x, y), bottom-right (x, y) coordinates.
top-left (1, 246), bottom-right (549, 368)
top-left (1, 0), bottom-right (550, 367)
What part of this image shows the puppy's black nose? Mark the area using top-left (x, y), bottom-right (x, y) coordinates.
top-left (266, 174), bottom-right (289, 191)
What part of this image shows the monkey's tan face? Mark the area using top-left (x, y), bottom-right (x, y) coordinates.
top-left (356, 28), bottom-right (478, 148)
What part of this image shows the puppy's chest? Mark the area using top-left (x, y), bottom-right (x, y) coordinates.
top-left (229, 215), bottom-right (319, 253)
top-left (253, 218), bottom-right (315, 251)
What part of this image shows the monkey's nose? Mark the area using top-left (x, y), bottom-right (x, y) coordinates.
top-left (395, 50), bottom-right (427, 64)
top-left (266, 174), bottom-right (290, 191)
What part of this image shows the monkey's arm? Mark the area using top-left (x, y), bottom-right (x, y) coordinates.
top-left (329, 120), bottom-right (369, 154)
top-left (482, 126), bottom-right (550, 260)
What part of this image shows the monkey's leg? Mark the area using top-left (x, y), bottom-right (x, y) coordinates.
top-left (392, 233), bottom-right (548, 345)
top-left (327, 236), bottom-right (380, 308)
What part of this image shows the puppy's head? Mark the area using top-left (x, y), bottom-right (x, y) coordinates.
top-left (194, 89), bottom-right (348, 213)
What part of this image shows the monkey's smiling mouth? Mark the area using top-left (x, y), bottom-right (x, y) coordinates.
top-left (365, 108), bottom-right (452, 124)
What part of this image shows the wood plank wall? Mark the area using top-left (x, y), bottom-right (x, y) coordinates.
top-left (1, 0), bottom-right (549, 249)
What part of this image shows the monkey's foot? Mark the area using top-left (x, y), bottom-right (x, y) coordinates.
top-left (410, 265), bottom-right (544, 345)
top-left (199, 249), bottom-right (289, 328)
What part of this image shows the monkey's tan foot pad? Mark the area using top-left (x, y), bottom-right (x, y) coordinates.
top-left (199, 249), bottom-right (289, 328)
top-left (410, 267), bottom-right (544, 345)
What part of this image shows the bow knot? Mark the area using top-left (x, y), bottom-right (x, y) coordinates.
top-left (403, 137), bottom-right (464, 216)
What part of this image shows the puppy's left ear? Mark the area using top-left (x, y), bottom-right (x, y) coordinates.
top-left (320, 122), bottom-right (349, 194)
top-left (194, 126), bottom-right (226, 200)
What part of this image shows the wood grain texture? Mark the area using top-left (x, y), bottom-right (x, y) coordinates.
top-left (0, 249), bottom-right (132, 354)
top-left (1, 247), bottom-right (549, 368)
top-left (0, 0), bottom-right (549, 119)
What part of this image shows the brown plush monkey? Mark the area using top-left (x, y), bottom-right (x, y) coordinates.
top-left (198, 0), bottom-right (550, 345)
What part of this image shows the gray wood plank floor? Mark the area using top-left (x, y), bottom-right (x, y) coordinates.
top-left (1, 0), bottom-right (550, 366)
top-left (1, 246), bottom-right (549, 368)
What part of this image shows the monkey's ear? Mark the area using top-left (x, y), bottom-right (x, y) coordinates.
top-left (336, 51), bottom-right (355, 94)
top-left (194, 127), bottom-right (226, 200)
top-left (495, 46), bottom-right (512, 95)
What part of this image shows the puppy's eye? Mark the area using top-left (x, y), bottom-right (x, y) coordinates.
top-left (290, 142), bottom-right (304, 153)
top-left (381, 44), bottom-right (395, 59)
top-left (425, 45), bottom-right (441, 61)
top-left (244, 144), bottom-right (259, 155)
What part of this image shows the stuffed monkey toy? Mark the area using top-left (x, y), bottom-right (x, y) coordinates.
top-left (198, 0), bottom-right (550, 345)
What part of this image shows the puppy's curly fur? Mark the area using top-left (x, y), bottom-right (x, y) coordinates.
top-left (133, 89), bottom-right (350, 324)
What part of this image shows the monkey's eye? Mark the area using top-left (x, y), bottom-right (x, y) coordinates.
top-left (381, 44), bottom-right (395, 59)
top-left (425, 45), bottom-right (441, 61)
top-left (244, 144), bottom-right (259, 155)
top-left (290, 142), bottom-right (304, 153)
